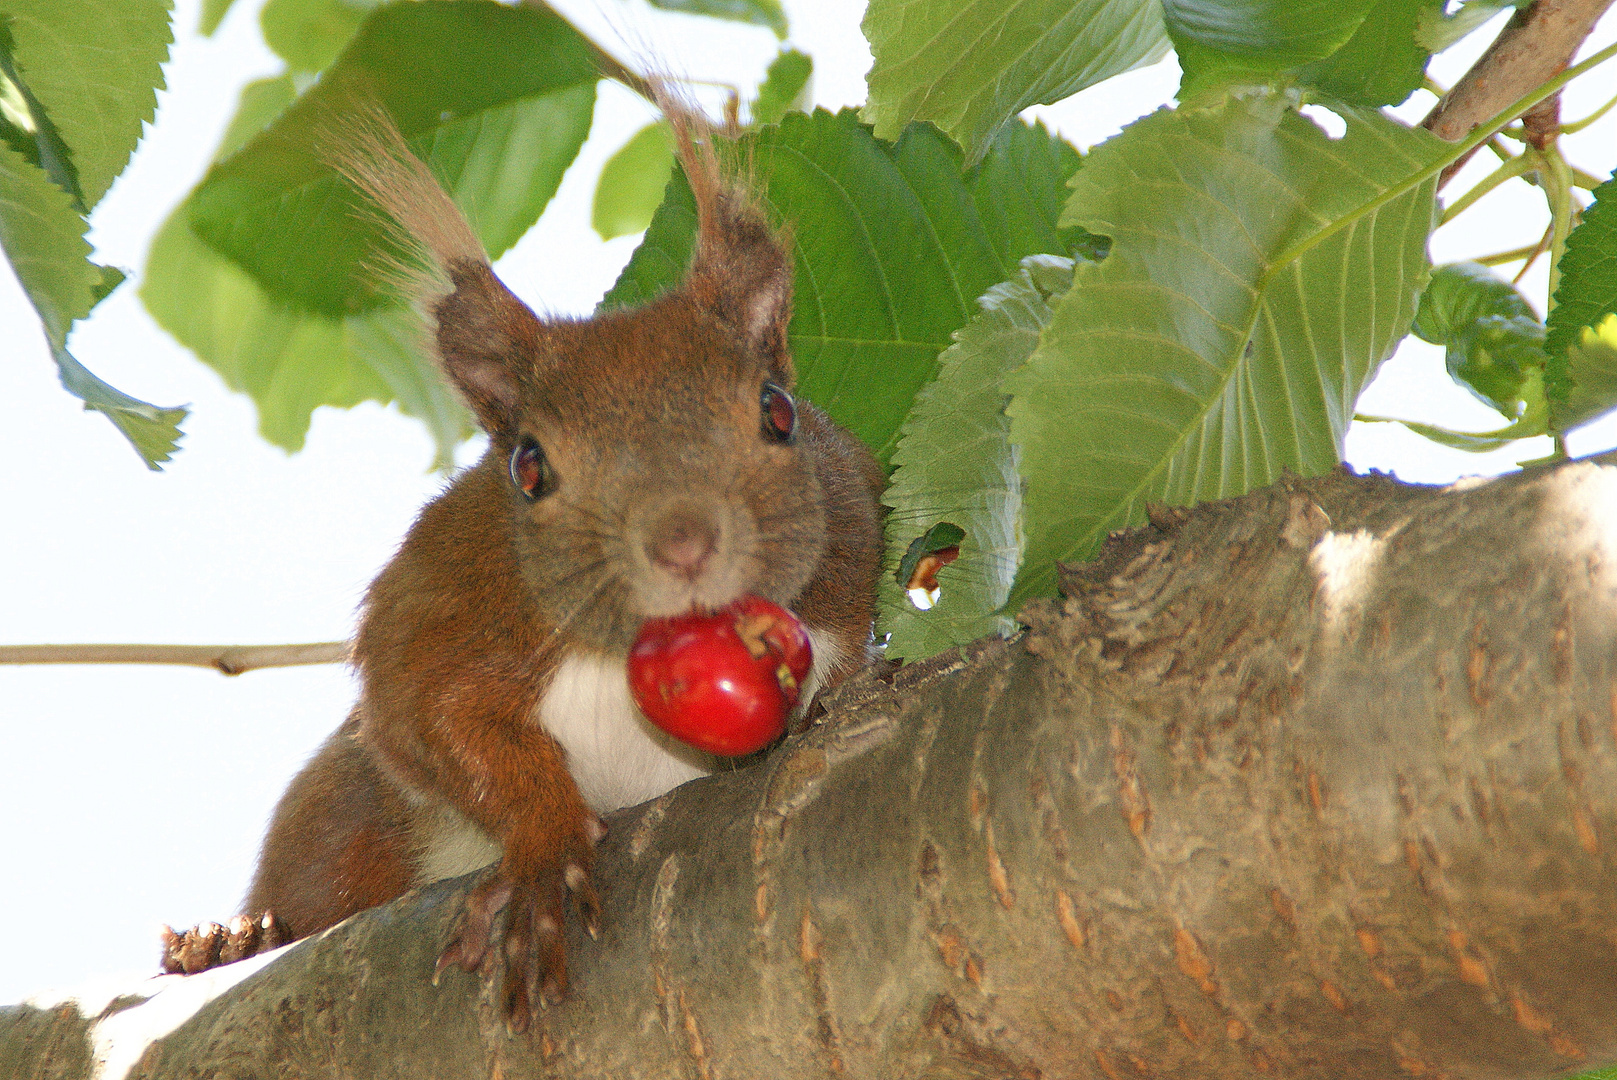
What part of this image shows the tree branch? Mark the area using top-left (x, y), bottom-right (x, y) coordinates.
top-left (1424, 0), bottom-right (1616, 185)
top-left (0, 642), bottom-right (347, 675)
top-left (7, 454), bottom-right (1617, 1079)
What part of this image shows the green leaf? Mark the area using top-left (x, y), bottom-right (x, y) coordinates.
top-left (1413, 261), bottom-right (1544, 418)
top-left (90, 263), bottom-right (125, 306)
top-left (643, 0), bottom-right (786, 38)
top-left (1005, 95), bottom-right (1443, 601)
top-left (1447, 315), bottom-right (1547, 417)
top-left (1414, 260), bottom-right (1535, 341)
top-left (215, 74), bottom-right (297, 163)
top-left (591, 121), bottom-right (673, 241)
top-left (1547, 176), bottom-right (1617, 430)
top-left (188, 0), bottom-right (599, 317)
top-left (200, 0), bottom-right (238, 35)
top-left (1415, 1), bottom-right (1522, 53)
top-left (862, 0), bottom-right (1170, 163)
top-left (0, 139), bottom-right (95, 339)
top-left (53, 348), bottom-right (187, 468)
top-left (1558, 314), bottom-right (1617, 432)
top-left (605, 111), bottom-right (1089, 463)
top-left (143, 192), bottom-right (471, 465)
top-left (260, 0), bottom-right (375, 73)
top-left (1297, 0), bottom-right (1442, 106)
top-left (0, 36), bottom-right (80, 199)
top-left (0, 141), bottom-right (184, 467)
top-left (881, 256), bottom-right (1074, 659)
top-left (1164, 0), bottom-right (1379, 101)
top-left (752, 48), bottom-right (811, 125)
top-left (0, 0), bottom-right (172, 208)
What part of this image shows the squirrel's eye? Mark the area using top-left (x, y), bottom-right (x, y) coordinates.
top-left (509, 436), bottom-right (553, 500)
top-left (760, 383), bottom-right (796, 444)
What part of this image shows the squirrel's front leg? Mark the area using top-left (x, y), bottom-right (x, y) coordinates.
top-left (361, 658), bottom-right (603, 1031)
top-left (435, 796), bottom-right (604, 1025)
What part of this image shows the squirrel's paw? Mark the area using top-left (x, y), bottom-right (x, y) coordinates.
top-left (436, 817), bottom-right (602, 1032)
top-left (160, 912), bottom-right (290, 975)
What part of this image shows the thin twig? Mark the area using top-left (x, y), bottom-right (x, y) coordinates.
top-left (0, 642), bottom-right (348, 676)
top-left (1423, 0), bottom-right (1617, 185)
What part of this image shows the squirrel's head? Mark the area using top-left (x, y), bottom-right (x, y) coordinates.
top-left (329, 95), bottom-right (826, 647)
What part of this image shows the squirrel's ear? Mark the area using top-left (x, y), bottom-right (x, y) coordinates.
top-left (321, 105), bottom-right (537, 432)
top-left (431, 260), bottom-right (538, 431)
top-left (658, 89), bottom-right (794, 376)
top-left (689, 200), bottom-right (793, 370)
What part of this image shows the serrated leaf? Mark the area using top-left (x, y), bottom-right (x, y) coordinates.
top-left (592, 121), bottom-right (672, 241)
top-left (260, 0), bottom-right (375, 73)
top-left (1297, 0), bottom-right (1441, 106)
top-left (188, 0), bottom-right (598, 317)
top-left (1164, 0), bottom-right (1379, 101)
top-left (53, 347), bottom-right (187, 467)
top-left (604, 110), bottom-right (1089, 463)
top-left (1560, 314), bottom-right (1617, 431)
top-left (881, 256), bottom-right (1074, 659)
top-left (752, 48), bottom-right (811, 125)
top-left (0, 138), bottom-right (94, 338)
top-left (143, 192), bottom-right (471, 465)
top-left (1, 141), bottom-right (184, 467)
top-left (862, 0), bottom-right (1169, 163)
top-left (1547, 176), bottom-right (1617, 430)
top-left (90, 263), bottom-right (125, 306)
top-left (0, 0), bottom-right (171, 208)
top-left (1414, 261), bottom-right (1545, 418)
top-left (644, 0), bottom-right (786, 38)
top-left (1005, 96), bottom-right (1443, 601)
top-left (0, 40), bottom-right (78, 198)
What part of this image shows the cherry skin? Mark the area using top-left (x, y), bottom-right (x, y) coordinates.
top-left (627, 595), bottom-right (813, 757)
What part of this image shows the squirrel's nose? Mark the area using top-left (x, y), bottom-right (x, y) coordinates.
top-left (647, 512), bottom-right (718, 581)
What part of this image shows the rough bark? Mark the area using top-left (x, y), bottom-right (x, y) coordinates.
top-left (5, 455), bottom-right (1617, 1080)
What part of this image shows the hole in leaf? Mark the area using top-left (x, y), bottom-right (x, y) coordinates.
top-left (1300, 104), bottom-right (1347, 140)
top-left (898, 522), bottom-right (964, 610)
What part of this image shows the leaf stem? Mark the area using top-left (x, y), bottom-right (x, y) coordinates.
top-left (1542, 144), bottom-right (1575, 304)
top-left (1511, 221), bottom-right (1555, 285)
top-left (1561, 84), bottom-right (1617, 133)
top-left (1474, 238), bottom-right (1548, 267)
top-left (1440, 151), bottom-right (1535, 224)
top-left (1270, 38), bottom-right (1617, 277)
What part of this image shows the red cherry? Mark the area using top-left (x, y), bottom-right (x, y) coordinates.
top-left (627, 595), bottom-right (813, 757)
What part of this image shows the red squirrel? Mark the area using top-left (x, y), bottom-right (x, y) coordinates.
top-left (160, 97), bottom-right (885, 1029)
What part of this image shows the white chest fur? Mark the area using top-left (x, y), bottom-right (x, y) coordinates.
top-left (536, 651), bottom-right (715, 814)
top-left (411, 626), bottom-right (847, 886)
top-left (538, 626), bottom-right (847, 813)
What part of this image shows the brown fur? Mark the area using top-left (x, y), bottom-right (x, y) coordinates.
top-left (176, 98), bottom-right (885, 1030)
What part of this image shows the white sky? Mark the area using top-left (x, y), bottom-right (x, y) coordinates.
top-left (3, 0), bottom-right (1616, 1005)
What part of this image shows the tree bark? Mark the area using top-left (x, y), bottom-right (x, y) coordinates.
top-left (1422, 0), bottom-right (1616, 183)
top-left (5, 455), bottom-right (1617, 1080)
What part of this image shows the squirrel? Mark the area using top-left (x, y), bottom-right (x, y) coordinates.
top-left (160, 94), bottom-right (886, 1030)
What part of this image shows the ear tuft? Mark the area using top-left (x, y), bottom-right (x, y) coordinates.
top-left (320, 103), bottom-right (540, 433)
top-left (654, 83), bottom-right (795, 372)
